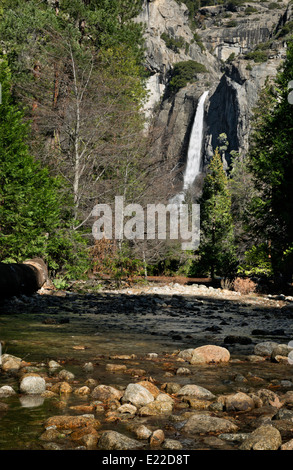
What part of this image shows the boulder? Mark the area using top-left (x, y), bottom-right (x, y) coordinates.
top-left (122, 383), bottom-right (154, 407)
top-left (254, 342), bottom-right (279, 356)
top-left (240, 425), bottom-right (282, 450)
top-left (183, 413), bottom-right (239, 434)
top-left (20, 375), bottom-right (46, 395)
top-left (91, 385), bottom-right (123, 402)
top-left (1, 354), bottom-right (22, 372)
top-left (98, 430), bottom-right (142, 450)
top-left (190, 345), bottom-right (230, 364)
top-left (225, 392), bottom-right (255, 412)
top-left (176, 384), bottom-right (215, 400)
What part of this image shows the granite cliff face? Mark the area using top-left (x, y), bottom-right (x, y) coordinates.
top-left (136, 0), bottom-right (293, 197)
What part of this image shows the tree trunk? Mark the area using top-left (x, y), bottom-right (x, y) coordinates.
top-left (0, 258), bottom-right (48, 299)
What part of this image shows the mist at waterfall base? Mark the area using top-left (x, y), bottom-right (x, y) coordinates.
top-left (170, 90), bottom-right (209, 205)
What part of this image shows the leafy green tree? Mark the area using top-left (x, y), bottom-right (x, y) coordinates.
top-left (196, 147), bottom-right (238, 278)
top-left (0, 57), bottom-right (87, 275)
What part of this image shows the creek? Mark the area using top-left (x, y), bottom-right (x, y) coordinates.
top-left (0, 283), bottom-right (293, 450)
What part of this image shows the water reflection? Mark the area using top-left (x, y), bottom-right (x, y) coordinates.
top-left (19, 396), bottom-right (45, 408)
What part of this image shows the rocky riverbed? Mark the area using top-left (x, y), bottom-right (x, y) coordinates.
top-left (1, 280), bottom-right (293, 451)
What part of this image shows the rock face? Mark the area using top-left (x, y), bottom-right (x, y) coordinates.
top-left (136, 0), bottom-right (291, 197)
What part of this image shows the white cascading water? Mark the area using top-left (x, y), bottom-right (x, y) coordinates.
top-left (170, 90), bottom-right (209, 205)
top-left (183, 90), bottom-right (209, 190)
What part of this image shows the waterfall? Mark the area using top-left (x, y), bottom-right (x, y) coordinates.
top-left (170, 90), bottom-right (209, 205)
top-left (183, 90), bottom-right (209, 191)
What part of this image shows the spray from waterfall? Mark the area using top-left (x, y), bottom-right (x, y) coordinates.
top-left (170, 90), bottom-right (209, 205)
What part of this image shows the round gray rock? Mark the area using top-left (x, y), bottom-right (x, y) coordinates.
top-left (176, 384), bottom-right (215, 400)
top-left (20, 375), bottom-right (46, 395)
top-left (122, 383), bottom-right (154, 407)
top-left (254, 342), bottom-right (279, 356)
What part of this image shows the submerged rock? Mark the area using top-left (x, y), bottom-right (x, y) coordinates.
top-left (138, 400), bottom-right (173, 416)
top-left (44, 414), bottom-right (100, 431)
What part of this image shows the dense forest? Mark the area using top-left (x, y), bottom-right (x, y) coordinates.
top-left (0, 0), bottom-right (293, 289)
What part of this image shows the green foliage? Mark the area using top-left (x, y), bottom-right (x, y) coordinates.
top-left (276, 20), bottom-right (293, 38)
top-left (245, 6), bottom-right (258, 13)
top-left (0, 0), bottom-right (148, 278)
top-left (0, 57), bottom-right (88, 274)
top-left (192, 32), bottom-right (205, 52)
top-left (227, 52), bottom-right (236, 63)
top-left (247, 39), bottom-right (293, 279)
top-left (268, 2), bottom-right (282, 8)
top-left (161, 33), bottom-right (186, 53)
top-left (237, 245), bottom-right (273, 276)
top-left (226, 20), bottom-right (238, 28)
top-left (195, 148), bottom-right (238, 278)
top-left (225, 0), bottom-right (245, 12)
top-left (169, 60), bottom-right (208, 92)
top-left (244, 50), bottom-right (268, 63)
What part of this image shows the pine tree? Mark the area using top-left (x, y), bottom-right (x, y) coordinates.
top-left (248, 39), bottom-right (293, 280)
top-left (197, 147), bottom-right (238, 278)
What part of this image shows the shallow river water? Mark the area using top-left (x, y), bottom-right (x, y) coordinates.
top-left (1, 284), bottom-right (293, 451)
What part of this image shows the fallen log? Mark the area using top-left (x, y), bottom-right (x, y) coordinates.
top-left (0, 258), bottom-right (48, 299)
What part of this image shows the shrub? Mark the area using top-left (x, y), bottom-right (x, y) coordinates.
top-left (268, 2), bottom-right (282, 8)
top-left (169, 60), bottom-right (208, 92)
top-left (244, 50), bottom-right (268, 63)
top-left (225, 0), bottom-right (245, 12)
top-left (245, 6), bottom-right (258, 13)
top-left (276, 20), bottom-right (293, 38)
top-left (237, 244), bottom-right (273, 277)
top-left (227, 52), bottom-right (236, 62)
top-left (233, 277), bottom-right (257, 295)
top-left (226, 20), bottom-right (238, 27)
top-left (161, 32), bottom-right (186, 53)
top-left (193, 32), bottom-right (205, 52)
